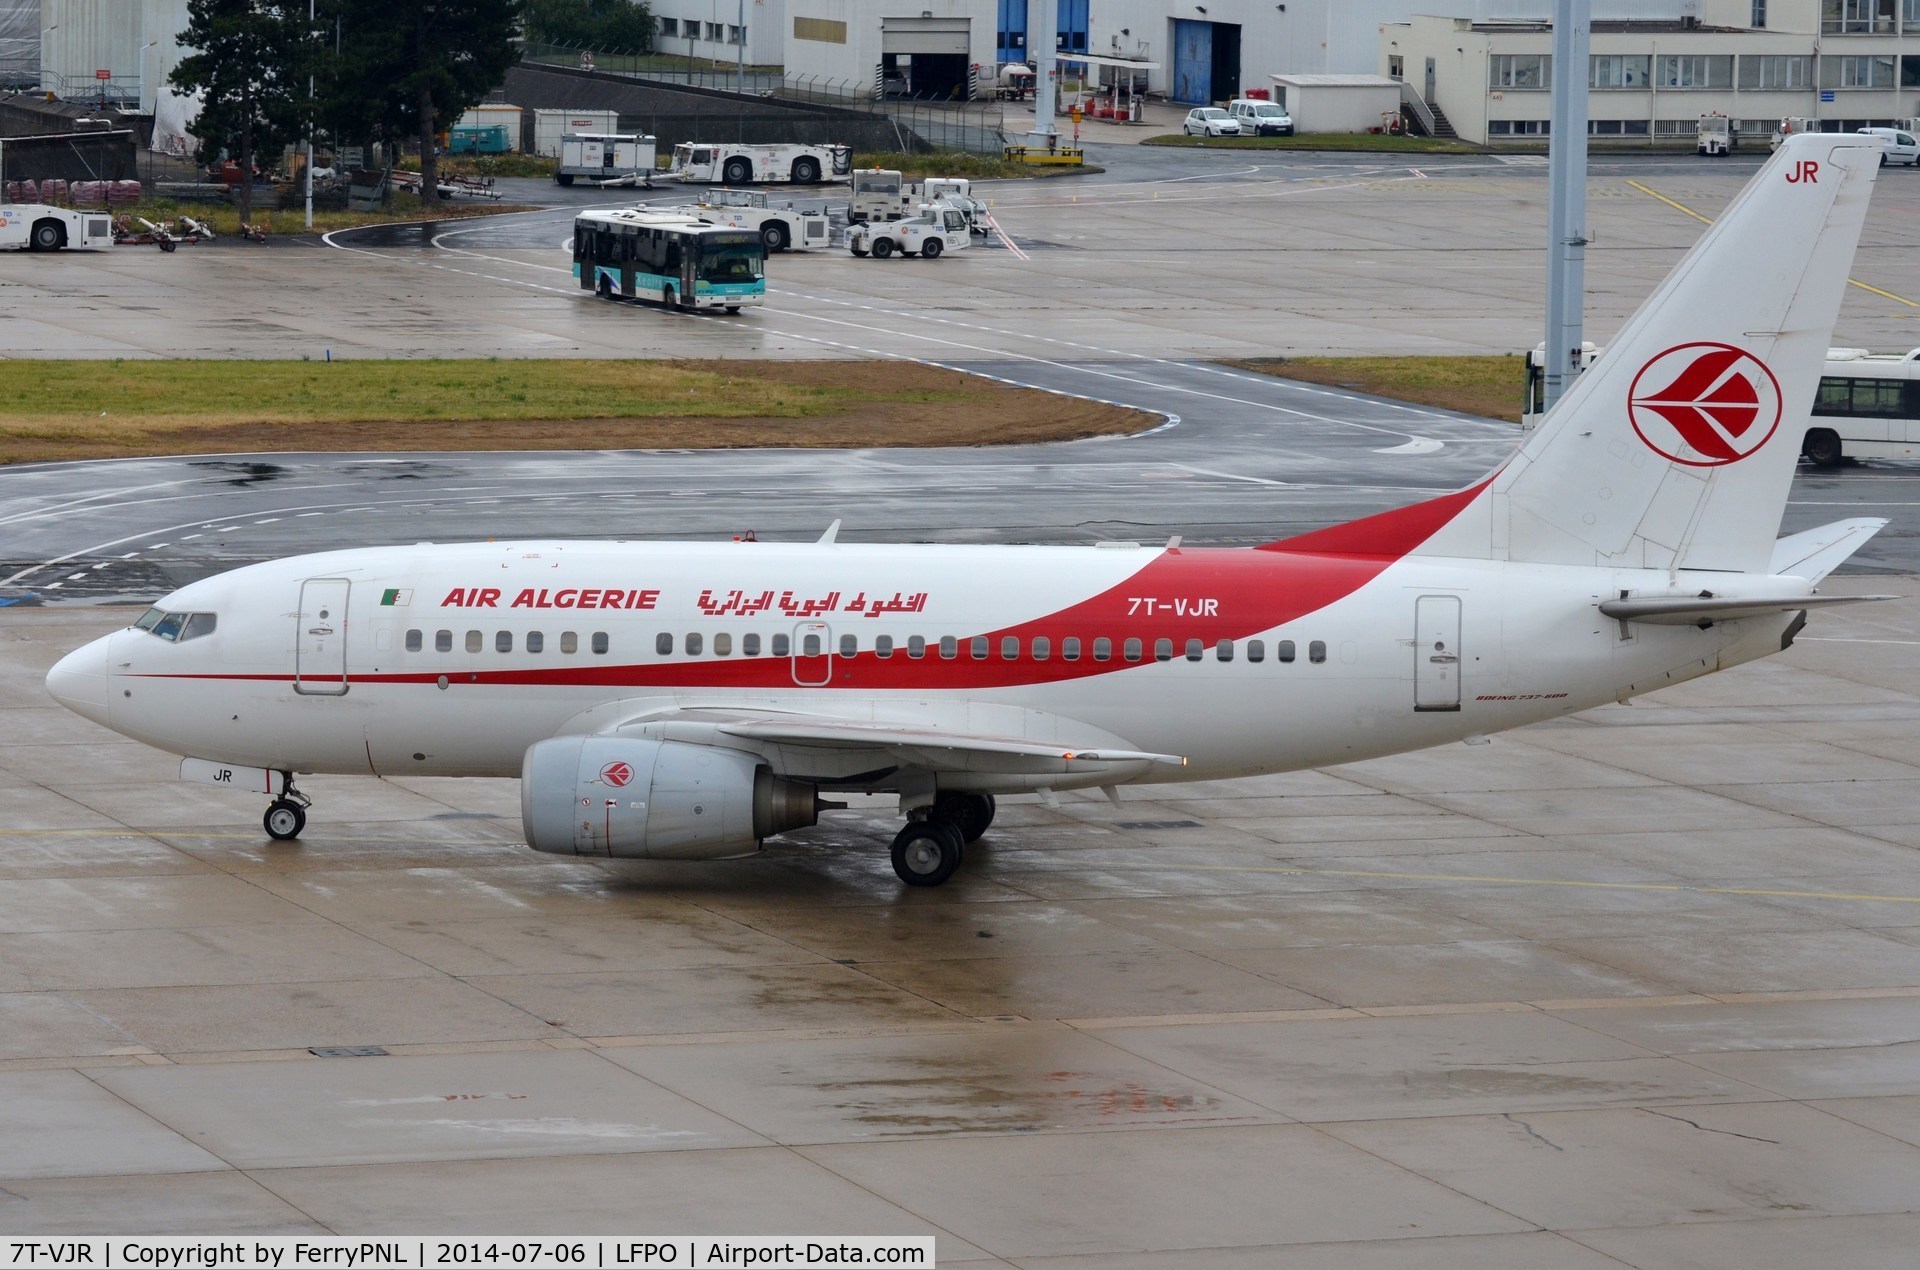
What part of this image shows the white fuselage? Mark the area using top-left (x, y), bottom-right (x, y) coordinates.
top-left (49, 538), bottom-right (1799, 789)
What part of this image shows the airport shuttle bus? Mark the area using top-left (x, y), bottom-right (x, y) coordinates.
top-left (1804, 347), bottom-right (1920, 467)
top-left (571, 208), bottom-right (765, 313)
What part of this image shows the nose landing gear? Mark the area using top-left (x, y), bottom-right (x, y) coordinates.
top-left (264, 777), bottom-right (311, 841)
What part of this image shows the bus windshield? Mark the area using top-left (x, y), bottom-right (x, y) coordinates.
top-left (701, 245), bottom-right (763, 283)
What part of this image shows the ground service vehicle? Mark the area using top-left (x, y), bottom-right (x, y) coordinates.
top-left (658, 189), bottom-right (830, 252)
top-left (555, 134), bottom-right (657, 187)
top-left (572, 209), bottom-right (765, 312)
top-left (847, 206), bottom-right (972, 258)
top-left (0, 203), bottom-right (113, 251)
top-left (1771, 117), bottom-right (1818, 150)
top-left (1184, 108), bottom-right (1243, 137)
top-left (1804, 348), bottom-right (1920, 466)
top-left (849, 170), bottom-right (990, 231)
top-left (1857, 126), bottom-right (1920, 166)
top-left (48, 137), bottom-right (1898, 890)
top-left (669, 142), bottom-right (852, 185)
top-left (996, 62), bottom-right (1036, 100)
top-left (1227, 99), bottom-right (1294, 136)
top-left (1698, 113), bottom-right (1737, 155)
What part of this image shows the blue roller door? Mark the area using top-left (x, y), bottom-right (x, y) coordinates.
top-left (1173, 19), bottom-right (1212, 104)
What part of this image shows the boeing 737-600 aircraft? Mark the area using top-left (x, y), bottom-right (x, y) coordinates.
top-left (46, 135), bottom-right (1894, 887)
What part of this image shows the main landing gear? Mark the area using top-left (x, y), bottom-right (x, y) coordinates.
top-left (263, 777), bottom-right (311, 841)
top-left (889, 793), bottom-right (995, 887)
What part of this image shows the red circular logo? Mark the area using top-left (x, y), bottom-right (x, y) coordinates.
top-left (599, 760), bottom-right (634, 788)
top-left (1628, 342), bottom-right (1782, 467)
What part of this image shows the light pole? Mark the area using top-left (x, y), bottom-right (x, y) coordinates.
top-left (141, 40), bottom-right (160, 114)
top-left (41, 22), bottom-right (57, 98)
top-left (305, 0), bottom-right (315, 231)
top-left (736, 0), bottom-right (745, 95)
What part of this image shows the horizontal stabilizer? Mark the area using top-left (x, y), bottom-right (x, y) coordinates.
top-left (1770, 517), bottom-right (1889, 583)
top-left (1599, 593), bottom-right (1895, 627)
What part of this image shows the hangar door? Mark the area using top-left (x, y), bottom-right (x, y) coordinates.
top-left (1172, 19), bottom-right (1241, 104)
top-left (882, 16), bottom-right (972, 100)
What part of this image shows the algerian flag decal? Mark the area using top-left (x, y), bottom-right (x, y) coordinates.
top-left (379, 588), bottom-right (413, 607)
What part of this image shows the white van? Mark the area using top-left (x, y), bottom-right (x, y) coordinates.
top-left (1857, 127), bottom-right (1920, 166)
top-left (1227, 99), bottom-right (1294, 136)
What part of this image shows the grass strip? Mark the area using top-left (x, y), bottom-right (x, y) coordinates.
top-left (1229, 356), bottom-right (1526, 424)
top-left (0, 358), bottom-right (1153, 464)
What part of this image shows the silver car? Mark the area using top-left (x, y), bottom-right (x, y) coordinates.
top-left (1183, 108), bottom-right (1243, 138)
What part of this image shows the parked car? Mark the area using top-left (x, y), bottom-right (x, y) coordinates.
top-left (1183, 108), bottom-right (1243, 138)
top-left (1858, 127), bottom-right (1920, 166)
top-left (1227, 99), bottom-right (1294, 136)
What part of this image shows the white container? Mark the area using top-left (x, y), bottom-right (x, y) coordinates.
top-left (531, 109), bottom-right (622, 158)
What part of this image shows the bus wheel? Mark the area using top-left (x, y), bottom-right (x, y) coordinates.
top-left (871, 237), bottom-right (894, 259)
top-left (662, 287), bottom-right (677, 308)
top-left (722, 157), bottom-right (751, 184)
top-left (1804, 429), bottom-right (1844, 468)
top-left (762, 221), bottom-right (790, 252)
top-left (725, 305), bottom-right (741, 314)
top-left (597, 274), bottom-right (614, 300)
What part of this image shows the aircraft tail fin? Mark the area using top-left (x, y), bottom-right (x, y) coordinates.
top-left (1437, 135), bottom-right (1881, 574)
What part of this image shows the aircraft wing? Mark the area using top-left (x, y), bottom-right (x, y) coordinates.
top-left (601, 706), bottom-right (1186, 780)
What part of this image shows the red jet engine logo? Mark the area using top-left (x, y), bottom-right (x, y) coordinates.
top-left (1628, 342), bottom-right (1782, 467)
top-left (599, 760), bottom-right (634, 788)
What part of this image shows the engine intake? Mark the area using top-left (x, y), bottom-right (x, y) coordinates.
top-left (521, 736), bottom-right (820, 859)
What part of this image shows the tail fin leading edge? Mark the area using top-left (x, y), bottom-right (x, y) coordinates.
top-left (1476, 135), bottom-right (1880, 575)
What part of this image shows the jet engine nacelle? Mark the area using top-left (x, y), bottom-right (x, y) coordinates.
top-left (520, 736), bottom-right (820, 859)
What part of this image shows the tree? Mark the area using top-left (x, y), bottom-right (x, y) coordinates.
top-left (327, 0), bottom-right (520, 203)
top-left (170, 0), bottom-right (311, 223)
top-left (523, 0), bottom-right (654, 53)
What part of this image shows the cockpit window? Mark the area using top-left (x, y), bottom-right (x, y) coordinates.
top-left (135, 609), bottom-right (217, 643)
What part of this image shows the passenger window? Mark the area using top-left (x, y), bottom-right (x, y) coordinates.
top-left (1092, 637), bottom-right (1112, 662)
top-left (406, 629), bottom-right (423, 652)
top-left (1185, 638), bottom-right (1204, 662)
top-left (1247, 639), bottom-right (1265, 663)
top-left (907, 635), bottom-right (926, 659)
top-left (971, 636), bottom-right (989, 660)
top-left (1154, 637), bottom-right (1173, 662)
top-left (1032, 636), bottom-right (1050, 660)
top-left (561, 631), bottom-right (578, 654)
top-left (592, 632), bottom-right (609, 655)
top-left (656, 632), bottom-right (674, 656)
top-left (686, 632), bottom-right (703, 656)
top-left (1216, 639), bottom-right (1234, 662)
top-left (527, 631), bottom-right (544, 654)
top-left (1277, 639), bottom-right (1295, 664)
top-left (436, 630), bottom-right (453, 653)
top-left (840, 633), bottom-right (858, 657)
top-left (714, 632), bottom-right (731, 656)
top-left (772, 633), bottom-right (790, 657)
top-left (875, 635), bottom-right (894, 658)
top-left (465, 630), bottom-right (482, 654)
top-left (803, 633), bottom-right (821, 656)
top-left (1001, 636), bottom-right (1019, 660)
top-left (743, 633), bottom-right (761, 656)
top-left (939, 636), bottom-right (958, 660)
top-left (496, 630), bottom-right (513, 653)
top-left (1309, 640), bottom-right (1327, 664)
top-left (1062, 637), bottom-right (1081, 662)
top-left (1123, 637), bottom-right (1142, 662)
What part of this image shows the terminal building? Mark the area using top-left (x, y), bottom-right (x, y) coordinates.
top-left (1385, 0), bottom-right (1920, 145)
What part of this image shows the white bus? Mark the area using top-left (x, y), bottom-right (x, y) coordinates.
top-left (571, 209), bottom-right (766, 313)
top-left (1804, 347), bottom-right (1920, 466)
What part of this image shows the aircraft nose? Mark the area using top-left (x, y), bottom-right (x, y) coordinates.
top-left (46, 636), bottom-right (113, 726)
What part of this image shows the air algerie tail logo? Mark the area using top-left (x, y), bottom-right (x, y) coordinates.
top-left (1628, 342), bottom-right (1783, 467)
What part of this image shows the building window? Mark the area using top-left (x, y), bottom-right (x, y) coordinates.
top-left (1589, 55), bottom-right (1649, 89)
top-left (1655, 118), bottom-right (1700, 137)
top-left (1823, 53), bottom-right (1897, 87)
top-left (1739, 54), bottom-right (1812, 89)
top-left (1907, 0), bottom-right (1920, 31)
top-left (1753, 0), bottom-right (1768, 25)
top-left (1589, 119), bottom-right (1651, 135)
top-left (707, 21), bottom-right (724, 42)
top-left (659, 17), bottom-right (678, 37)
top-left (1488, 119), bottom-right (1550, 136)
top-left (1823, 0), bottom-right (1896, 34)
top-left (729, 25), bottom-right (744, 45)
top-left (1656, 55), bottom-right (1733, 88)
top-left (1489, 54), bottom-right (1550, 90)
